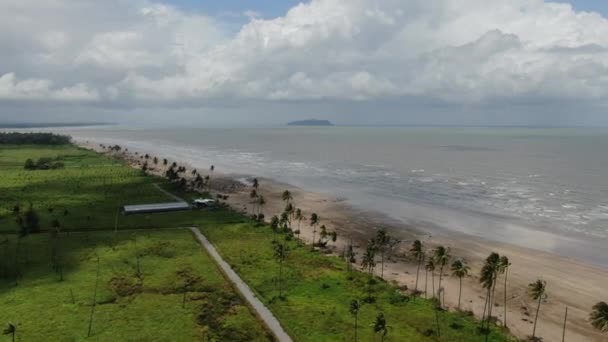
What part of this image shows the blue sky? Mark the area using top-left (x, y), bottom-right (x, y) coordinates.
top-left (168, 0), bottom-right (607, 18)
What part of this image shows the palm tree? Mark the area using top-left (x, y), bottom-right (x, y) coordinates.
top-left (284, 203), bottom-right (294, 229)
top-left (361, 242), bottom-right (377, 275)
top-left (480, 252), bottom-right (500, 329)
top-left (274, 243), bottom-right (289, 298)
top-left (426, 258), bottom-right (436, 298)
top-left (295, 208), bottom-right (304, 231)
top-left (499, 255), bottom-right (511, 327)
top-left (350, 300), bottom-right (362, 341)
top-left (590, 302), bottom-right (608, 332)
top-left (433, 246), bottom-right (450, 307)
top-left (528, 279), bottom-right (547, 340)
top-left (309, 213), bottom-right (319, 249)
top-left (3, 323), bottom-right (15, 342)
top-left (450, 259), bottom-right (470, 310)
top-left (372, 312), bottom-right (389, 342)
top-left (282, 190), bottom-right (293, 204)
top-left (410, 240), bottom-right (424, 294)
top-left (252, 178), bottom-right (259, 190)
top-left (375, 229), bottom-right (391, 279)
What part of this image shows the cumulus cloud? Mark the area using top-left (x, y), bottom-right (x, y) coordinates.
top-left (0, 0), bottom-right (607, 113)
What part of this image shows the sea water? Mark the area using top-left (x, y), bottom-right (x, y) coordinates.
top-left (57, 126), bottom-right (608, 266)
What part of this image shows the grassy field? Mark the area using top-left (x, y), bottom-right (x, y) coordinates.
top-left (0, 230), bottom-right (270, 341)
top-left (196, 212), bottom-right (515, 342)
top-left (0, 144), bottom-right (173, 233)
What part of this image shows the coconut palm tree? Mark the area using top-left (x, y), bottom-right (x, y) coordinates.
top-left (433, 246), bottom-right (450, 307)
top-left (499, 255), bottom-right (511, 327)
top-left (309, 213), bottom-right (319, 249)
top-left (426, 258), bottom-right (436, 298)
top-left (295, 208), bottom-right (304, 231)
top-left (450, 259), bottom-right (470, 310)
top-left (528, 279), bottom-right (547, 340)
top-left (372, 312), bottom-right (389, 342)
top-left (361, 242), bottom-right (377, 275)
top-left (282, 190), bottom-right (293, 204)
top-left (590, 302), bottom-right (608, 332)
top-left (274, 243), bottom-right (289, 298)
top-left (3, 323), bottom-right (15, 342)
top-left (375, 229), bottom-right (391, 279)
top-left (350, 299), bottom-right (362, 341)
top-left (410, 240), bottom-right (424, 293)
top-left (252, 178), bottom-right (259, 190)
top-left (480, 252), bottom-right (500, 330)
top-left (284, 203), bottom-right (294, 229)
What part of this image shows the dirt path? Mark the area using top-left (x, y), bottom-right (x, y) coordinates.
top-left (189, 227), bottom-right (293, 342)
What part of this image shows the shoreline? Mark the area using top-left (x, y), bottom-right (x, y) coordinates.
top-left (78, 139), bottom-right (608, 341)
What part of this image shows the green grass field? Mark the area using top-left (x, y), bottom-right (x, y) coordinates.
top-left (196, 214), bottom-right (515, 341)
top-left (0, 230), bottom-right (270, 341)
top-left (0, 145), bottom-right (172, 233)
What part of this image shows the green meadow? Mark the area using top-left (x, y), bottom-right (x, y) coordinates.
top-left (0, 139), bottom-right (514, 341)
top-left (196, 213), bottom-right (515, 342)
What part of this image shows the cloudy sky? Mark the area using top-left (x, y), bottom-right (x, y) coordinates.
top-left (1, 0), bottom-right (608, 126)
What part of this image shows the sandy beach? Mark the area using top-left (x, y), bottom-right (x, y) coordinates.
top-left (84, 140), bottom-right (608, 342)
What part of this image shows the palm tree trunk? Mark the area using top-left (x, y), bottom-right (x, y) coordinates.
top-left (438, 264), bottom-right (445, 307)
top-left (311, 229), bottom-right (316, 250)
top-left (431, 271), bottom-right (435, 298)
top-left (380, 250), bottom-right (385, 279)
top-left (424, 269), bottom-right (428, 299)
top-left (415, 258), bottom-right (421, 292)
top-left (532, 295), bottom-right (542, 338)
top-left (458, 277), bottom-right (462, 310)
top-left (562, 306), bottom-right (568, 342)
top-left (504, 268), bottom-right (509, 328)
top-left (435, 308), bottom-right (441, 338)
top-left (480, 287), bottom-right (490, 328)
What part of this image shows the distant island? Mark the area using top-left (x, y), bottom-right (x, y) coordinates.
top-left (287, 119), bottom-right (333, 126)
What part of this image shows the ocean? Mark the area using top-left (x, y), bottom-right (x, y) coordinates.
top-left (56, 125), bottom-right (608, 266)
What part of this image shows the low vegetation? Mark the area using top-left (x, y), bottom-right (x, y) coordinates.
top-left (0, 230), bottom-right (269, 341)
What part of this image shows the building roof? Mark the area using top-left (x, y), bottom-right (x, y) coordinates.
top-left (123, 202), bottom-right (190, 214)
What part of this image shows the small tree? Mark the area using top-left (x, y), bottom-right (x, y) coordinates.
top-left (361, 241), bottom-right (377, 275)
top-left (372, 312), bottom-right (389, 342)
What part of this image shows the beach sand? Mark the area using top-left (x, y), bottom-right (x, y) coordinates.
top-left (84, 141), bottom-right (608, 342)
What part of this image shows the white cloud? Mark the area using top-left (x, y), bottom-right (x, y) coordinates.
top-left (0, 73), bottom-right (99, 102)
top-left (0, 0), bottom-right (607, 113)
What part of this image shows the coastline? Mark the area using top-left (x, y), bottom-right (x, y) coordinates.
top-left (79, 139), bottom-right (608, 342)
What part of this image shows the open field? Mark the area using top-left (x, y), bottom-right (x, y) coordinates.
top-left (0, 144), bottom-right (172, 233)
top-left (0, 230), bottom-right (271, 341)
top-left (196, 212), bottom-right (514, 342)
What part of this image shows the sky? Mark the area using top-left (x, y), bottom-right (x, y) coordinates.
top-left (1, 0), bottom-right (608, 126)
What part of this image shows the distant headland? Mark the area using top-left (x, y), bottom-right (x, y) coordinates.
top-left (287, 119), bottom-right (333, 126)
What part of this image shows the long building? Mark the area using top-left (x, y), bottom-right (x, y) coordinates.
top-left (122, 202), bottom-right (190, 215)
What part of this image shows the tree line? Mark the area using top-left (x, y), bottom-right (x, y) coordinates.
top-left (0, 132), bottom-right (71, 145)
